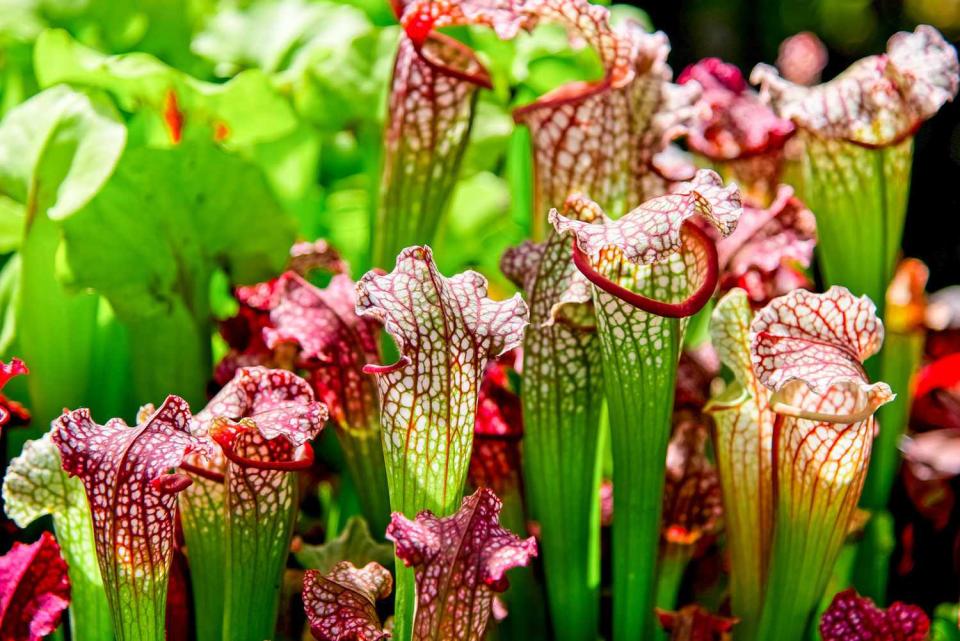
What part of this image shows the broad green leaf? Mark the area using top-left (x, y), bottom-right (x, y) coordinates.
top-left (193, 0), bottom-right (395, 132)
top-left (193, 0), bottom-right (371, 76)
top-left (0, 194), bottom-right (23, 252)
top-left (35, 29), bottom-right (298, 147)
top-left (501, 197), bottom-right (604, 641)
top-left (0, 84), bottom-right (125, 221)
top-left (0, 85), bottom-right (126, 429)
top-left (0, 255), bottom-right (19, 355)
top-left (295, 516), bottom-right (393, 574)
top-left (56, 142), bottom-right (296, 405)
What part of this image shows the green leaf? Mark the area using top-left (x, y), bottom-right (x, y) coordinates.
top-left (57, 142), bottom-right (296, 405)
top-left (295, 516), bottom-right (393, 574)
top-left (0, 196), bottom-right (24, 253)
top-left (0, 255), bottom-right (20, 355)
top-left (501, 204), bottom-right (605, 641)
top-left (0, 84), bottom-right (126, 221)
top-left (0, 85), bottom-right (126, 429)
top-left (34, 29), bottom-right (299, 147)
top-left (193, 0), bottom-right (395, 133)
top-left (193, 0), bottom-right (372, 76)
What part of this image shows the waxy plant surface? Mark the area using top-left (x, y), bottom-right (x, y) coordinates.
top-left (1, 1), bottom-right (959, 641)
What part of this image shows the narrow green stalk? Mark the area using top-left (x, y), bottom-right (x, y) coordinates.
top-left (222, 472), bottom-right (299, 641)
top-left (851, 511), bottom-right (896, 604)
top-left (801, 138), bottom-right (912, 319)
top-left (17, 212), bottom-right (98, 434)
top-left (495, 487), bottom-right (549, 640)
top-left (655, 542), bottom-right (692, 611)
top-left (338, 428), bottom-right (392, 537)
top-left (757, 417), bottom-right (870, 641)
top-left (522, 324), bottom-right (604, 641)
top-left (798, 137), bottom-right (915, 602)
top-left (179, 477), bottom-right (226, 641)
top-left (862, 331), bottom-right (924, 509)
top-left (797, 139), bottom-right (909, 375)
top-left (58, 515), bottom-right (114, 641)
top-left (757, 504), bottom-right (849, 641)
top-left (806, 538), bottom-right (860, 641)
top-left (598, 309), bottom-right (682, 641)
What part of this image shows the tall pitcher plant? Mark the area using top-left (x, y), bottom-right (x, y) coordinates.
top-left (752, 26), bottom-right (959, 513)
top-left (554, 169), bottom-right (742, 640)
top-left (356, 246), bottom-right (528, 641)
top-left (707, 287), bottom-right (893, 641)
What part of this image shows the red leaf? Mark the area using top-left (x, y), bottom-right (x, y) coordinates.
top-left (820, 589), bottom-right (929, 641)
top-left (386, 488), bottom-right (537, 641)
top-left (0, 532), bottom-right (70, 641)
top-left (303, 561), bottom-right (392, 641)
top-left (264, 273), bottom-right (381, 432)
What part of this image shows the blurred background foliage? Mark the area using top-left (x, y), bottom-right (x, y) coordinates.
top-left (3, 0), bottom-right (958, 294)
top-left (1, 0), bottom-right (958, 625)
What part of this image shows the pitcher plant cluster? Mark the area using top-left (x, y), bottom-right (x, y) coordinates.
top-left (0, 1), bottom-right (958, 641)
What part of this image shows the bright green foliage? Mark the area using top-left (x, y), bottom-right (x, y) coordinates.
top-left (0, 85), bottom-right (126, 430)
top-left (295, 516), bottom-right (393, 574)
top-left (56, 142), bottom-right (296, 406)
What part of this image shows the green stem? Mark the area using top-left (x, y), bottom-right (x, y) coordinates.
top-left (387, 457), bottom-right (465, 641)
top-left (53, 513), bottom-right (113, 641)
top-left (179, 477), bottom-right (226, 641)
top-left (757, 420), bottom-right (863, 641)
top-left (109, 584), bottom-right (165, 641)
top-left (393, 562), bottom-right (417, 641)
top-left (798, 136), bottom-right (916, 605)
top-left (861, 331), bottom-right (923, 509)
top-left (802, 137), bottom-right (912, 321)
top-left (598, 308), bottom-right (682, 641)
top-left (655, 542), bottom-right (691, 611)
top-left (806, 537), bottom-right (860, 640)
top-left (17, 210), bottom-right (98, 435)
top-left (222, 473), bottom-right (299, 641)
top-left (522, 324), bottom-right (604, 641)
top-left (338, 428), bottom-right (391, 537)
top-left (851, 510), bottom-right (896, 604)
